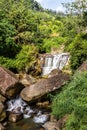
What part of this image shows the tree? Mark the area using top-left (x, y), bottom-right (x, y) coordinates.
top-left (62, 0), bottom-right (87, 33)
top-left (0, 10), bottom-right (20, 58)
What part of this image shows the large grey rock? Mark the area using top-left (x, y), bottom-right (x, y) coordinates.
top-left (0, 66), bottom-right (24, 98)
top-left (20, 72), bottom-right (70, 102)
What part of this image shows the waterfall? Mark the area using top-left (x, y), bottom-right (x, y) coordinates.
top-left (42, 53), bottom-right (69, 75)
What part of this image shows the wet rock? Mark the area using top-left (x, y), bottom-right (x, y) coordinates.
top-left (9, 112), bottom-right (23, 123)
top-left (43, 114), bottom-right (69, 130)
top-left (0, 123), bottom-right (6, 130)
top-left (56, 114), bottom-right (68, 130)
top-left (36, 101), bottom-right (50, 108)
top-left (48, 69), bottom-right (62, 78)
top-left (0, 95), bottom-right (6, 103)
top-left (2, 122), bottom-right (8, 127)
top-left (20, 72), bottom-right (70, 102)
top-left (17, 73), bottom-right (36, 87)
top-left (0, 102), bottom-right (6, 122)
top-left (0, 66), bottom-right (24, 98)
top-left (43, 121), bottom-right (59, 130)
top-left (38, 127), bottom-right (45, 130)
top-left (50, 115), bottom-right (57, 122)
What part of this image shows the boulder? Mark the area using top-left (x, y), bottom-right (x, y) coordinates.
top-left (0, 102), bottom-right (6, 122)
top-left (0, 66), bottom-right (24, 98)
top-left (20, 72), bottom-right (70, 102)
top-left (43, 122), bottom-right (59, 130)
top-left (43, 114), bottom-right (68, 130)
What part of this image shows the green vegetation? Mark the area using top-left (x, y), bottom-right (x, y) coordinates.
top-left (15, 45), bottom-right (38, 72)
top-left (0, 0), bottom-right (87, 73)
top-left (0, 0), bottom-right (87, 128)
top-left (0, 0), bottom-right (65, 72)
top-left (43, 36), bottom-right (66, 52)
top-left (52, 71), bottom-right (87, 130)
top-left (69, 33), bottom-right (87, 70)
top-left (0, 45), bottom-right (38, 73)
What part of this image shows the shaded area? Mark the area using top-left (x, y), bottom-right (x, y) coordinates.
top-left (7, 118), bottom-right (44, 130)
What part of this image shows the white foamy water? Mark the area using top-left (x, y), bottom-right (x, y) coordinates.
top-left (33, 111), bottom-right (49, 123)
top-left (42, 53), bottom-right (69, 75)
top-left (6, 97), bottom-right (49, 123)
top-left (23, 106), bottom-right (33, 119)
top-left (7, 97), bottom-right (27, 113)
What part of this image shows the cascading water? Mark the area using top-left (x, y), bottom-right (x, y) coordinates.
top-left (6, 97), bottom-right (49, 124)
top-left (42, 53), bottom-right (69, 75)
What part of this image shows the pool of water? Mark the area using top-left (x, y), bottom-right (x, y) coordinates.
top-left (6, 118), bottom-right (45, 130)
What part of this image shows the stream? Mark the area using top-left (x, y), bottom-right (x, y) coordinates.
top-left (6, 118), bottom-right (45, 130)
top-left (5, 53), bottom-right (69, 130)
top-left (6, 97), bottom-right (49, 130)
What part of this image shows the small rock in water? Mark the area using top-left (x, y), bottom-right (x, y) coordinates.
top-left (36, 101), bottom-right (50, 108)
top-left (0, 123), bottom-right (6, 130)
top-left (9, 113), bottom-right (23, 123)
top-left (23, 106), bottom-right (34, 119)
top-left (38, 126), bottom-right (45, 130)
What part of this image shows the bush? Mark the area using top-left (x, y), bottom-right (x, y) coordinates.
top-left (43, 36), bottom-right (66, 53)
top-left (0, 45), bottom-right (38, 73)
top-left (0, 56), bottom-right (15, 69)
top-left (15, 45), bottom-right (38, 72)
top-left (52, 71), bottom-right (87, 130)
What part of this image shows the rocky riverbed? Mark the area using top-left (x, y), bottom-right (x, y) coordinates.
top-left (0, 64), bottom-right (70, 130)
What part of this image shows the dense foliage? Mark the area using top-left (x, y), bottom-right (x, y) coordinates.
top-left (52, 71), bottom-right (87, 130)
top-left (69, 33), bottom-right (87, 70)
top-left (0, 45), bottom-right (38, 73)
top-left (0, 11), bottom-right (20, 58)
top-left (0, 0), bottom-right (87, 72)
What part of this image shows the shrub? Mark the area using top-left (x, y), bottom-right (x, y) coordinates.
top-left (15, 45), bottom-right (38, 72)
top-left (43, 36), bottom-right (66, 53)
top-left (0, 45), bottom-right (38, 73)
top-left (0, 56), bottom-right (16, 70)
